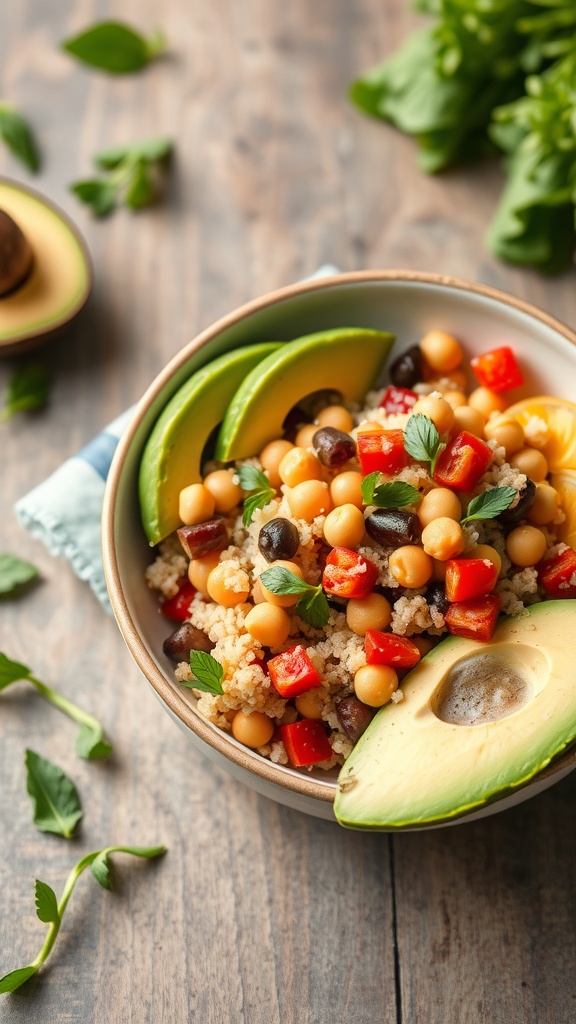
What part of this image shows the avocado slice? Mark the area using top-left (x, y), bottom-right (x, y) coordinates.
top-left (0, 179), bottom-right (91, 354)
top-left (139, 342), bottom-right (281, 545)
top-left (215, 327), bottom-right (395, 462)
top-left (335, 601), bottom-right (576, 830)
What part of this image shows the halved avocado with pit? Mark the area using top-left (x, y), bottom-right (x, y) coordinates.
top-left (0, 178), bottom-right (91, 354)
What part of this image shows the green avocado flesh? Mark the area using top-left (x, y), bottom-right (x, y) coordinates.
top-left (139, 342), bottom-right (281, 545)
top-left (335, 601), bottom-right (576, 830)
top-left (215, 327), bottom-right (395, 462)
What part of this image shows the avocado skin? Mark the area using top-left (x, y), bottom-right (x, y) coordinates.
top-left (334, 601), bottom-right (576, 830)
top-left (215, 327), bottom-right (395, 462)
top-left (139, 342), bottom-right (281, 545)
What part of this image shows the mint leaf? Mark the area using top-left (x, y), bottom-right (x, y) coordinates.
top-left (90, 852), bottom-right (113, 891)
top-left (363, 478), bottom-right (420, 509)
top-left (403, 414), bottom-right (443, 473)
top-left (0, 652), bottom-right (31, 690)
top-left (25, 749), bottom-right (83, 839)
top-left (237, 465), bottom-right (271, 491)
top-left (71, 138), bottom-right (172, 217)
top-left (62, 21), bottom-right (166, 74)
top-left (361, 472), bottom-right (381, 505)
top-left (260, 567), bottom-right (330, 628)
top-left (2, 364), bottom-right (51, 420)
top-left (0, 103), bottom-right (40, 171)
top-left (461, 486), bottom-right (518, 526)
top-left (71, 179), bottom-right (116, 217)
top-left (0, 553), bottom-right (38, 595)
top-left (181, 650), bottom-right (224, 695)
top-left (34, 880), bottom-right (60, 924)
top-left (75, 723), bottom-right (113, 760)
top-left (0, 966), bottom-right (37, 994)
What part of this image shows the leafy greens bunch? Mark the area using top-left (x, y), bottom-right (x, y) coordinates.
top-left (350, 0), bottom-right (576, 272)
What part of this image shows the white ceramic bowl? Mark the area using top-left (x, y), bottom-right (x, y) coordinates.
top-left (102, 270), bottom-right (576, 827)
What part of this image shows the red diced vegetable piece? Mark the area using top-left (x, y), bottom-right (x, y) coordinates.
top-left (433, 431), bottom-right (493, 491)
top-left (471, 346), bottom-right (523, 392)
top-left (322, 547), bottom-right (379, 599)
top-left (357, 429), bottom-right (408, 476)
top-left (364, 630), bottom-right (421, 668)
top-left (280, 719), bottom-right (333, 767)
top-left (161, 581), bottom-right (196, 621)
top-left (444, 594), bottom-right (501, 642)
top-left (268, 645), bottom-right (322, 698)
top-left (444, 558), bottom-right (499, 602)
top-left (537, 547), bottom-right (576, 598)
top-left (380, 385), bottom-right (418, 415)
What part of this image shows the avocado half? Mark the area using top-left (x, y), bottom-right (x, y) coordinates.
top-left (0, 178), bottom-right (91, 354)
top-left (335, 601), bottom-right (576, 830)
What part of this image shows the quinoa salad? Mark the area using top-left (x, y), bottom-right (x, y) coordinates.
top-left (145, 330), bottom-right (576, 772)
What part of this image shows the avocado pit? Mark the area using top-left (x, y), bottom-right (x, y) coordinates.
top-left (432, 644), bottom-right (549, 726)
top-left (0, 208), bottom-right (33, 297)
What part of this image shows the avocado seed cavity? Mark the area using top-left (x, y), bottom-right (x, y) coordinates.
top-left (0, 209), bottom-right (34, 297)
top-left (433, 645), bottom-right (550, 726)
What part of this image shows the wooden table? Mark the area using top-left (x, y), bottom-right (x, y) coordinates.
top-left (1, 3), bottom-right (575, 1022)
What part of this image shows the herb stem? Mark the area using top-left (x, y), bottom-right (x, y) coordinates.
top-left (28, 676), bottom-right (103, 735)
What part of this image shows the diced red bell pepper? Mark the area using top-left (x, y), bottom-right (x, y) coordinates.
top-left (280, 719), bottom-right (333, 767)
top-left (364, 630), bottom-right (421, 668)
top-left (471, 346), bottom-right (523, 393)
top-left (537, 547), bottom-right (576, 598)
top-left (357, 429), bottom-right (408, 476)
top-left (433, 431), bottom-right (493, 491)
top-left (444, 594), bottom-right (501, 642)
top-left (268, 645), bottom-right (322, 698)
top-left (161, 580), bottom-right (196, 621)
top-left (380, 385), bottom-right (418, 415)
top-left (444, 558), bottom-right (499, 603)
top-left (322, 547), bottom-right (379, 599)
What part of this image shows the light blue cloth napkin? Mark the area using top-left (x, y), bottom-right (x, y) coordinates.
top-left (14, 266), bottom-right (340, 610)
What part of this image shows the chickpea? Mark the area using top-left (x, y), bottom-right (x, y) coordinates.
top-left (244, 603), bottom-right (291, 646)
top-left (443, 389), bottom-right (467, 410)
top-left (527, 482), bottom-right (561, 526)
top-left (279, 446), bottom-right (323, 488)
top-left (330, 471), bottom-right (364, 509)
top-left (418, 487), bottom-right (462, 527)
top-left (472, 544), bottom-right (502, 577)
top-left (467, 386), bottom-right (507, 419)
top-left (388, 545), bottom-right (433, 589)
top-left (259, 439), bottom-right (293, 489)
top-left (356, 419), bottom-right (384, 434)
top-left (483, 417), bottom-right (525, 457)
top-left (323, 504), bottom-right (365, 549)
top-left (260, 559), bottom-right (303, 607)
top-left (419, 330), bottom-right (463, 373)
top-left (505, 525), bottom-right (547, 567)
top-left (203, 469), bottom-right (243, 513)
top-left (286, 480), bottom-right (333, 521)
top-left (188, 550), bottom-right (221, 593)
top-left (452, 405), bottom-right (486, 438)
top-left (411, 395), bottom-right (455, 436)
top-left (231, 711), bottom-right (274, 748)
top-left (179, 483), bottom-right (216, 526)
top-left (510, 447), bottom-right (549, 483)
top-left (421, 517), bottom-right (465, 560)
top-left (295, 423), bottom-right (318, 449)
top-left (251, 578), bottom-right (266, 605)
top-left (346, 592), bottom-right (393, 636)
top-left (316, 404), bottom-right (354, 433)
top-left (206, 562), bottom-right (250, 606)
top-left (295, 689), bottom-right (324, 720)
top-left (354, 664), bottom-right (398, 708)
top-left (444, 368), bottom-right (468, 392)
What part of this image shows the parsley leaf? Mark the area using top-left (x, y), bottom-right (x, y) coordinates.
top-left (71, 137), bottom-right (172, 217)
top-left (181, 650), bottom-right (224, 695)
top-left (0, 103), bottom-right (40, 171)
top-left (25, 749), bottom-right (83, 839)
top-left (403, 414), bottom-right (444, 474)
top-left (34, 880), bottom-right (60, 924)
top-left (0, 553), bottom-right (38, 595)
top-left (62, 21), bottom-right (166, 74)
top-left (1, 364), bottom-right (51, 421)
top-left (460, 486), bottom-right (518, 526)
top-left (360, 472), bottom-right (381, 505)
top-left (237, 465), bottom-right (276, 526)
top-left (362, 477), bottom-right (421, 509)
top-left (237, 465), bottom-right (271, 491)
top-left (259, 566), bottom-right (330, 629)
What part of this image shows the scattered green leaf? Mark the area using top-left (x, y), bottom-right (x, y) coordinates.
top-left (180, 650), bottom-right (225, 695)
top-left (259, 566), bottom-right (330, 629)
top-left (1, 365), bottom-right (51, 421)
top-left (0, 553), bottom-right (38, 595)
top-left (62, 21), bottom-right (166, 74)
top-left (25, 749), bottom-right (83, 839)
top-left (403, 414), bottom-right (444, 475)
top-left (362, 476), bottom-right (421, 509)
top-left (0, 102), bottom-right (40, 171)
top-left (34, 881), bottom-right (60, 925)
top-left (237, 465), bottom-right (276, 526)
top-left (460, 486), bottom-right (518, 525)
top-left (71, 137), bottom-right (172, 217)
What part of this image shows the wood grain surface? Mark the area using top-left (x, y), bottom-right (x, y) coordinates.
top-left (1, 2), bottom-right (576, 1022)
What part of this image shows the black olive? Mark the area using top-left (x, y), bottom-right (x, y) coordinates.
top-left (336, 696), bottom-right (375, 745)
top-left (389, 345), bottom-right (424, 389)
top-left (498, 479), bottom-right (537, 525)
top-left (163, 622), bottom-right (215, 661)
top-left (312, 426), bottom-right (356, 468)
top-left (365, 509), bottom-right (422, 547)
top-left (258, 518), bottom-right (300, 562)
top-left (426, 582), bottom-right (449, 616)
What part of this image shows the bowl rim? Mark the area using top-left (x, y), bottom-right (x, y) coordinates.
top-left (102, 268), bottom-right (576, 807)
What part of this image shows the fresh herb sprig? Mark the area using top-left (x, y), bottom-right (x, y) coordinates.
top-left (25, 750), bottom-right (83, 839)
top-left (62, 21), bottom-right (166, 74)
top-left (180, 650), bottom-right (224, 695)
top-left (403, 414), bottom-right (445, 476)
top-left (237, 465), bottom-right (276, 526)
top-left (0, 653), bottom-right (111, 759)
top-left (0, 844), bottom-right (166, 993)
top-left (361, 474), bottom-right (421, 509)
top-left (259, 566), bottom-right (330, 629)
top-left (1, 365), bottom-right (51, 421)
top-left (460, 486), bottom-right (518, 526)
top-left (0, 553), bottom-right (38, 595)
top-left (0, 102), bottom-right (40, 171)
top-left (71, 137), bottom-right (172, 217)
